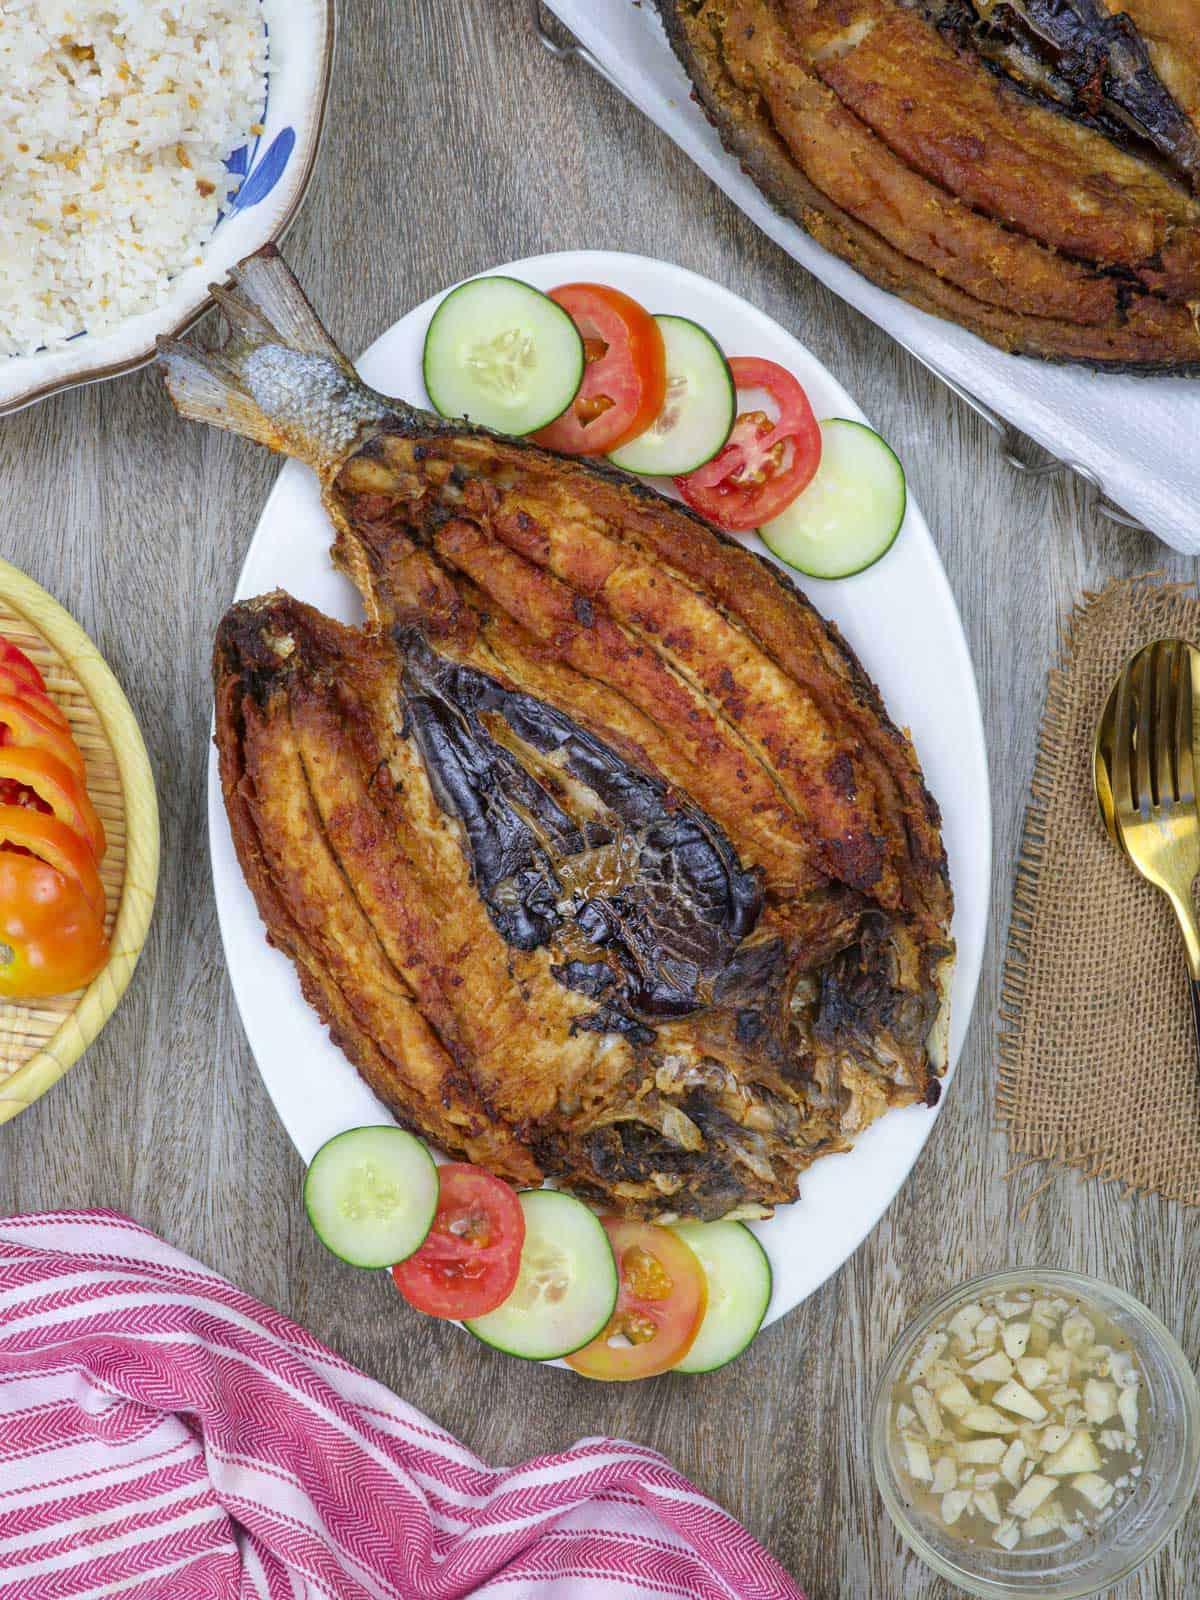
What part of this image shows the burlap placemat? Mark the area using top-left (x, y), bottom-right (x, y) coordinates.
top-left (999, 574), bottom-right (1200, 1205)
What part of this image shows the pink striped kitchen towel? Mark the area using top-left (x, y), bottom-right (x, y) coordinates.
top-left (0, 1211), bottom-right (803, 1600)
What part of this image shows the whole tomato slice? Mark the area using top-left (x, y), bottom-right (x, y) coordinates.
top-left (0, 673), bottom-right (68, 730)
top-left (0, 694), bottom-right (86, 779)
top-left (675, 357), bottom-right (821, 532)
top-left (0, 805), bottom-right (105, 917)
top-left (532, 284), bottom-right (666, 456)
top-left (391, 1164), bottom-right (525, 1320)
top-left (0, 851), bottom-right (109, 999)
top-left (0, 748), bottom-right (104, 861)
top-left (566, 1219), bottom-right (707, 1381)
top-left (0, 641), bottom-right (46, 694)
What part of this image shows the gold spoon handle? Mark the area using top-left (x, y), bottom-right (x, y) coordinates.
top-left (1162, 885), bottom-right (1200, 983)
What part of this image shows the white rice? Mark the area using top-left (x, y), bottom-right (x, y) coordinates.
top-left (0, 0), bottom-right (267, 357)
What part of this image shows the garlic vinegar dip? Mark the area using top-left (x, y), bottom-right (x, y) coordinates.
top-left (870, 1271), bottom-right (1200, 1599)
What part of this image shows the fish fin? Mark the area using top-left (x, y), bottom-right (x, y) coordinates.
top-left (157, 339), bottom-right (296, 455)
top-left (222, 243), bottom-right (352, 367)
top-left (157, 245), bottom-right (390, 468)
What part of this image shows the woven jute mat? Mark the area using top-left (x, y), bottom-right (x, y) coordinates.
top-left (999, 575), bottom-right (1200, 1205)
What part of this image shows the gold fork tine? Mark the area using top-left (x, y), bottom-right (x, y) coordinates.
top-left (1154, 639), bottom-right (1179, 806)
top-left (1111, 645), bottom-right (1138, 817)
top-left (1134, 643), bottom-right (1155, 814)
top-left (1178, 645), bottom-right (1196, 807)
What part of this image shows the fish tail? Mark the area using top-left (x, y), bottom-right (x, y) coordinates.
top-left (157, 244), bottom-right (391, 471)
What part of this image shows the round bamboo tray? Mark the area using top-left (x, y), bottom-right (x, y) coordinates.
top-left (0, 559), bottom-right (159, 1124)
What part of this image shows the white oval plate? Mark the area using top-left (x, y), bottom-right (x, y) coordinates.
top-left (208, 250), bottom-right (990, 1335)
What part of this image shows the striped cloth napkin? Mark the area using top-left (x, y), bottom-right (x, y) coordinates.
top-left (0, 1211), bottom-right (803, 1600)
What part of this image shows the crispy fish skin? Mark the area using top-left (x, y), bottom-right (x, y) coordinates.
top-left (214, 609), bottom-right (542, 1182)
top-left (657, 0), bottom-right (1200, 369)
top-left (168, 247), bottom-right (954, 1220)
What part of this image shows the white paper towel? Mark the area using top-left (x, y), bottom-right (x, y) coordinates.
top-left (542, 0), bottom-right (1199, 553)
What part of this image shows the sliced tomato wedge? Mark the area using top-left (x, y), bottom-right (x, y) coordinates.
top-left (0, 747), bottom-right (104, 861)
top-left (674, 356), bottom-right (821, 532)
top-left (532, 283), bottom-right (666, 456)
top-left (0, 694), bottom-right (86, 779)
top-left (0, 851), bottom-right (109, 1000)
top-left (0, 805), bottom-right (105, 917)
top-left (565, 1219), bottom-right (707, 1381)
top-left (391, 1164), bottom-right (525, 1320)
top-left (0, 641), bottom-right (46, 694)
top-left (0, 673), bottom-right (68, 730)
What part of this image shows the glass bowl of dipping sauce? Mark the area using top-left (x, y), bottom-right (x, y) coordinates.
top-left (870, 1270), bottom-right (1200, 1598)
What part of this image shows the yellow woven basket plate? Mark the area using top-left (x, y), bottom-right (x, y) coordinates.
top-left (0, 558), bottom-right (159, 1124)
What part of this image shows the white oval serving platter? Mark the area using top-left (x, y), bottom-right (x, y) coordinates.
top-left (208, 249), bottom-right (990, 1337)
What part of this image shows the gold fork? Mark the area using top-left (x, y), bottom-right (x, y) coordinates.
top-left (1095, 639), bottom-right (1200, 1057)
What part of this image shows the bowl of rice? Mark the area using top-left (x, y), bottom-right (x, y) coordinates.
top-left (0, 0), bottom-right (334, 415)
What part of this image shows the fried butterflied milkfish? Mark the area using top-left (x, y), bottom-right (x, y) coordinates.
top-left (657, 0), bottom-right (1200, 369)
top-left (160, 246), bottom-right (954, 1220)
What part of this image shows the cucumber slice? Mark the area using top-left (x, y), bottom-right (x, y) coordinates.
top-left (465, 1189), bottom-right (617, 1361)
top-left (304, 1126), bottom-right (439, 1269)
top-left (423, 276), bottom-right (584, 436)
top-left (759, 418), bottom-right (906, 579)
top-left (670, 1221), bottom-right (772, 1373)
top-left (607, 315), bottom-right (735, 476)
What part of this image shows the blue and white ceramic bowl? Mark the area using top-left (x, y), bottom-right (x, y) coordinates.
top-left (0, 0), bottom-right (335, 417)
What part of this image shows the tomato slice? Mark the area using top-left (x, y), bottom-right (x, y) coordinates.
top-left (0, 641), bottom-right (46, 694)
top-left (0, 673), bottom-right (69, 730)
top-left (0, 695), bottom-right (86, 779)
top-left (391, 1164), bottom-right (525, 1320)
top-left (0, 851), bottom-right (109, 1000)
top-left (532, 284), bottom-right (666, 455)
top-left (0, 805), bottom-right (105, 917)
top-left (565, 1219), bottom-right (707, 1381)
top-left (674, 357), bottom-right (821, 532)
top-left (0, 748), bottom-right (104, 861)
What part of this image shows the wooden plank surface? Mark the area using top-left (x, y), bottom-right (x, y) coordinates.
top-left (1, 2), bottom-right (1196, 1594)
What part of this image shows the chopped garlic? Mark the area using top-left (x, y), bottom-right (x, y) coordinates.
top-left (1039, 1423), bottom-right (1072, 1455)
top-left (960, 1437), bottom-right (1006, 1464)
top-left (1047, 1344), bottom-right (1075, 1381)
top-left (1109, 1351), bottom-right (1137, 1388)
top-left (963, 1405), bottom-right (1018, 1434)
top-left (1015, 1356), bottom-right (1050, 1390)
top-left (994, 1517), bottom-right (1021, 1550)
top-left (942, 1489), bottom-right (971, 1525)
top-left (1025, 1504), bottom-right (1062, 1538)
top-left (996, 1296), bottom-right (1031, 1318)
top-left (1044, 1429), bottom-right (1101, 1477)
top-left (1072, 1472), bottom-right (1115, 1511)
top-left (902, 1435), bottom-right (932, 1482)
top-left (974, 1488), bottom-right (1002, 1525)
top-left (935, 1378), bottom-right (973, 1417)
top-left (1084, 1379), bottom-right (1116, 1425)
top-left (1000, 1441), bottom-right (1026, 1488)
top-left (911, 1385), bottom-right (943, 1440)
top-left (1061, 1314), bottom-right (1095, 1352)
top-left (993, 1380), bottom-right (1047, 1423)
top-left (948, 1306), bottom-right (984, 1347)
top-left (967, 1351), bottom-right (1014, 1384)
top-left (1002, 1322), bottom-right (1031, 1361)
top-left (931, 1456), bottom-right (957, 1494)
top-left (1010, 1474), bottom-right (1056, 1518)
top-left (908, 1330), bottom-right (949, 1384)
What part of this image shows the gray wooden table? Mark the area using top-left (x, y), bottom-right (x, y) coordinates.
top-left (2, 3), bottom-right (1196, 1595)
